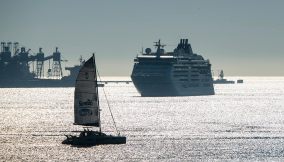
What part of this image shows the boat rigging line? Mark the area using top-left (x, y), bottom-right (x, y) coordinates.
top-left (96, 60), bottom-right (120, 136)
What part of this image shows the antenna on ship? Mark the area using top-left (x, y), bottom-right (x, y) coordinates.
top-left (79, 55), bottom-right (83, 65)
top-left (154, 39), bottom-right (166, 58)
top-left (141, 46), bottom-right (144, 55)
top-left (219, 70), bottom-right (224, 80)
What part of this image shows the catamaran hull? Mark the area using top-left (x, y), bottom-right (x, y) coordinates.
top-left (62, 135), bottom-right (126, 146)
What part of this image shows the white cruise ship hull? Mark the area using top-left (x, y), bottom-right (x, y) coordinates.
top-left (131, 75), bottom-right (215, 97)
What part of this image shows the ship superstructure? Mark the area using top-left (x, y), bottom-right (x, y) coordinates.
top-left (61, 56), bottom-right (84, 83)
top-left (131, 39), bottom-right (215, 96)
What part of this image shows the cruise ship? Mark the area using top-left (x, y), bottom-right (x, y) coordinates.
top-left (131, 39), bottom-right (215, 96)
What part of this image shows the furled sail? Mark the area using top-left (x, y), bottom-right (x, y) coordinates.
top-left (74, 55), bottom-right (100, 126)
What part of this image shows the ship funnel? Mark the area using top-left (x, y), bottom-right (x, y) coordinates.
top-left (21, 47), bottom-right (25, 53)
top-left (185, 39), bottom-right (188, 45)
top-left (0, 42), bottom-right (5, 52)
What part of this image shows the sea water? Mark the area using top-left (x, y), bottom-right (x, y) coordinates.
top-left (0, 77), bottom-right (284, 161)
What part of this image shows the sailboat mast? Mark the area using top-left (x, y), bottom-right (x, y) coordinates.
top-left (97, 77), bottom-right (102, 133)
top-left (93, 53), bottom-right (102, 133)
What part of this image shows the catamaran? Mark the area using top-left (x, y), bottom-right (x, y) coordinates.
top-left (62, 54), bottom-right (126, 146)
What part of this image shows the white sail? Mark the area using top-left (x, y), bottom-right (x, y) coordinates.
top-left (74, 55), bottom-right (100, 126)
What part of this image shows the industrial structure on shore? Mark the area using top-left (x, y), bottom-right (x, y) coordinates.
top-left (0, 41), bottom-right (80, 87)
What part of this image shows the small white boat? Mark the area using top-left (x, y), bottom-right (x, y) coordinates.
top-left (213, 70), bottom-right (235, 84)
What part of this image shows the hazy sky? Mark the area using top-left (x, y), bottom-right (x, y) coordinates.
top-left (0, 0), bottom-right (283, 76)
